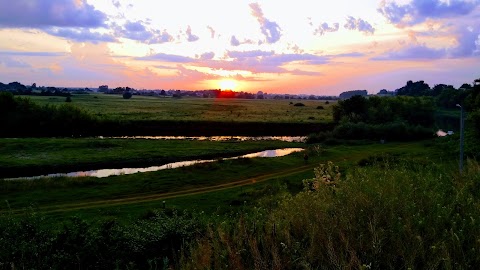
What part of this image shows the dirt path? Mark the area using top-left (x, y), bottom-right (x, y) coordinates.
top-left (8, 163), bottom-right (316, 215)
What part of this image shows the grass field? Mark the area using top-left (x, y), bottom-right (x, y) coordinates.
top-left (0, 138), bottom-right (302, 178)
top-left (0, 141), bottom-right (438, 223)
top-left (27, 94), bottom-right (335, 123)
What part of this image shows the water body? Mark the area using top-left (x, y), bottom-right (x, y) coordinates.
top-left (7, 148), bottom-right (304, 180)
top-left (106, 136), bottom-right (306, 142)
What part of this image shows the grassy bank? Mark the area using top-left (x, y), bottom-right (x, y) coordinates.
top-left (0, 141), bottom-right (435, 220)
top-left (0, 138), bottom-right (302, 178)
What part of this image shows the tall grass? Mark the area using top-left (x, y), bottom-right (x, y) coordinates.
top-left (182, 159), bottom-right (480, 269)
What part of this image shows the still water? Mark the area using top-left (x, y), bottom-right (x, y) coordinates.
top-left (8, 148), bottom-right (304, 180)
top-left (106, 136), bottom-right (306, 142)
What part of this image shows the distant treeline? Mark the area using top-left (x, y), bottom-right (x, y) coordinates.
top-left (309, 95), bottom-right (436, 142)
top-left (0, 92), bottom-right (97, 137)
top-left (308, 78), bottom-right (480, 143)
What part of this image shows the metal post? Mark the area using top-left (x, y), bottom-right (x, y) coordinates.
top-left (456, 104), bottom-right (464, 173)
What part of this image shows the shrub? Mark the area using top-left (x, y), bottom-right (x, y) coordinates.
top-left (316, 105), bottom-right (324, 110)
top-left (182, 160), bottom-right (480, 269)
top-left (293, 103), bottom-right (305, 107)
top-left (123, 91), bottom-right (133, 99)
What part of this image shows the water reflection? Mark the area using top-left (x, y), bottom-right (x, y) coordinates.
top-left (7, 148), bottom-right (304, 180)
top-left (107, 136), bottom-right (306, 142)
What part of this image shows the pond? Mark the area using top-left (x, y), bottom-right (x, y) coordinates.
top-left (7, 148), bottom-right (304, 180)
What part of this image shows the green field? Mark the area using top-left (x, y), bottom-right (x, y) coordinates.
top-left (0, 140), bottom-right (436, 221)
top-left (27, 94), bottom-right (335, 123)
top-left (0, 138), bottom-right (302, 178)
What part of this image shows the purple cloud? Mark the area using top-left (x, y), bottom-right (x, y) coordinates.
top-left (314, 22), bottom-right (340, 36)
top-left (288, 69), bottom-right (323, 76)
top-left (47, 28), bottom-right (116, 43)
top-left (112, 0), bottom-right (121, 8)
top-left (231, 35), bottom-right (241, 46)
top-left (118, 21), bottom-right (174, 44)
top-left (200, 52), bottom-right (215, 60)
top-left (249, 3), bottom-right (282, 43)
top-left (204, 51), bottom-right (330, 74)
top-left (124, 21), bottom-right (145, 32)
top-left (0, 51), bottom-right (64, 57)
top-left (0, 57), bottom-right (31, 68)
top-left (137, 53), bottom-right (196, 63)
top-left (149, 30), bottom-right (174, 44)
top-left (0, 0), bottom-right (107, 28)
top-left (450, 26), bottom-right (480, 57)
top-left (333, 52), bottom-right (365, 57)
top-left (344, 16), bottom-right (375, 34)
top-left (230, 36), bottom-right (255, 47)
top-left (378, 0), bottom-right (480, 26)
top-left (227, 50), bottom-right (275, 58)
top-left (372, 45), bottom-right (447, 60)
top-left (186, 25), bottom-right (199, 42)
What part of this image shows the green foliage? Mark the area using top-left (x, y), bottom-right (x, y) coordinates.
top-left (122, 91), bottom-right (133, 99)
top-left (328, 95), bottom-right (435, 142)
top-left (0, 210), bottom-right (204, 269)
top-left (0, 92), bottom-right (98, 137)
top-left (396, 80), bottom-right (431, 96)
top-left (183, 160), bottom-right (480, 269)
top-left (333, 95), bottom-right (435, 126)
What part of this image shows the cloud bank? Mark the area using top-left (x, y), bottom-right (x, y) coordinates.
top-left (378, 0), bottom-right (480, 26)
top-left (0, 0), bottom-right (107, 28)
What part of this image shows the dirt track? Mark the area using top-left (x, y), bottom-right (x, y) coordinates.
top-left (7, 163), bottom-right (316, 215)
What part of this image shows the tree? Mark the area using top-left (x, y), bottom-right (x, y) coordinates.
top-left (123, 91), bottom-right (132, 99)
top-left (396, 80), bottom-right (430, 96)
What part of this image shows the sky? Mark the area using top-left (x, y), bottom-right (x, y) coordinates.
top-left (0, 0), bottom-right (479, 95)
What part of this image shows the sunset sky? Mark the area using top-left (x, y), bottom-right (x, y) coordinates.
top-left (0, 0), bottom-right (479, 95)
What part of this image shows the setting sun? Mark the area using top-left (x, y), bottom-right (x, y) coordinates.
top-left (218, 80), bottom-right (237, 91)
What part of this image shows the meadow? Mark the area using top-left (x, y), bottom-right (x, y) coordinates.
top-left (0, 138), bottom-right (301, 178)
top-left (27, 94), bottom-right (334, 123)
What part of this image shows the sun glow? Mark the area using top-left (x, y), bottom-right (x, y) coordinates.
top-left (218, 79), bottom-right (237, 91)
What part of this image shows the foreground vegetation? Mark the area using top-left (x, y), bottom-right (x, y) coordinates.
top-left (1, 151), bottom-right (478, 269)
top-left (182, 158), bottom-right (480, 269)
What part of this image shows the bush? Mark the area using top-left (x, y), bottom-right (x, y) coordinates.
top-left (182, 160), bottom-right (480, 269)
top-left (0, 93), bottom-right (98, 137)
top-left (316, 105), bottom-right (324, 110)
top-left (123, 91), bottom-right (133, 99)
top-left (0, 210), bottom-right (205, 269)
top-left (293, 103), bottom-right (305, 107)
